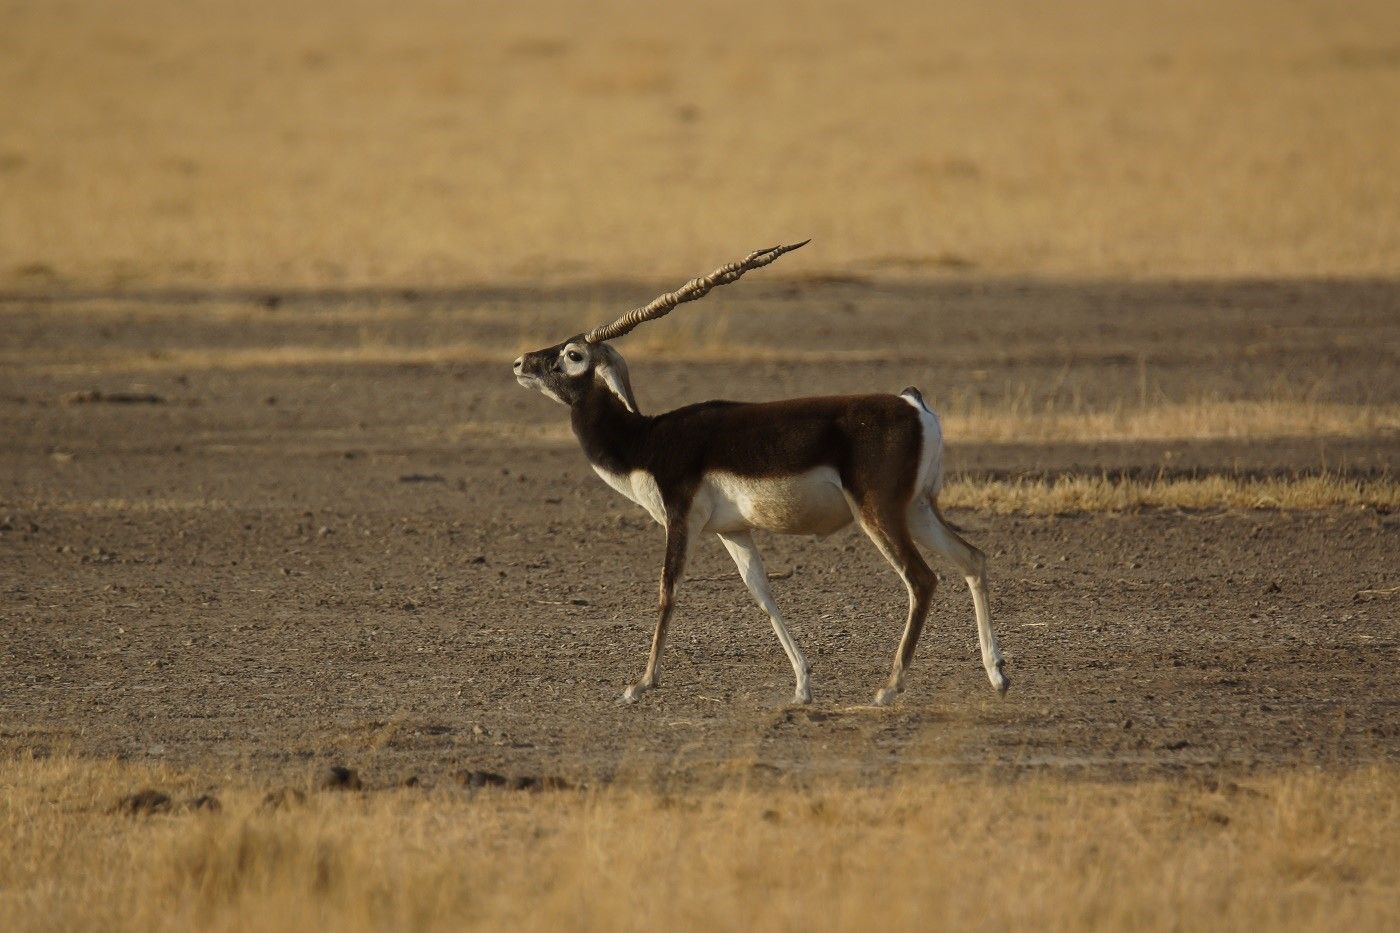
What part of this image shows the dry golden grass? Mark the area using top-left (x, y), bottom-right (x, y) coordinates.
top-left (944, 399), bottom-right (1399, 445)
top-left (2, 754), bottom-right (1396, 932)
top-left (941, 473), bottom-right (1399, 514)
top-left (10, 474), bottom-right (1395, 517)
top-left (3, 0), bottom-right (1399, 290)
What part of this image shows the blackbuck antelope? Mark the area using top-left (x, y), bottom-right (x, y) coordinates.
top-left (513, 242), bottom-right (1008, 706)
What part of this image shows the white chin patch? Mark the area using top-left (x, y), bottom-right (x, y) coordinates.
top-left (539, 385), bottom-right (570, 406)
top-left (518, 375), bottom-right (569, 406)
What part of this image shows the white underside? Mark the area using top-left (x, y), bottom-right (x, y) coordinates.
top-left (703, 467), bottom-right (853, 535)
top-left (593, 463), bottom-right (855, 535)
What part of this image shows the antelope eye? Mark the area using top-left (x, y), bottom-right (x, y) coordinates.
top-left (566, 350), bottom-right (583, 363)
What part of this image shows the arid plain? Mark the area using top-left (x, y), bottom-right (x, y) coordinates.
top-left (2, 1), bottom-right (1398, 930)
top-left (4, 279), bottom-right (1398, 930)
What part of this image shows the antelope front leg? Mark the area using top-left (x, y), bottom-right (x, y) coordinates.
top-left (717, 531), bottom-right (812, 704)
top-left (622, 512), bottom-right (693, 704)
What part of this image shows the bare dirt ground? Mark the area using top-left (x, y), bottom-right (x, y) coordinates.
top-left (2, 279), bottom-right (1397, 788)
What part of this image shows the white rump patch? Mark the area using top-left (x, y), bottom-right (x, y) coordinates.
top-left (902, 391), bottom-right (944, 496)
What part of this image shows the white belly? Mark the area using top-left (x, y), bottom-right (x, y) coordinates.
top-left (591, 464), bottom-right (853, 536)
top-left (701, 467), bottom-right (853, 536)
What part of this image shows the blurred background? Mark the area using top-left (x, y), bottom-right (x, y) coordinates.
top-left (3, 0), bottom-right (1398, 291)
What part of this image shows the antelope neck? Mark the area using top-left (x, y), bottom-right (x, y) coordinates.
top-left (570, 378), bottom-right (650, 476)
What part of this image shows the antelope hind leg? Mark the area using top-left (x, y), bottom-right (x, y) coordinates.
top-left (911, 500), bottom-right (1009, 694)
top-left (853, 499), bottom-right (938, 707)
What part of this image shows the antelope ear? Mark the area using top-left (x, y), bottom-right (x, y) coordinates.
top-left (594, 351), bottom-right (639, 413)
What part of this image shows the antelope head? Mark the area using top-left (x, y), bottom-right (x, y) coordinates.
top-left (512, 241), bottom-right (810, 411)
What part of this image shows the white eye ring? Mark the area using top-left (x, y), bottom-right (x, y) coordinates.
top-left (566, 350), bottom-right (584, 362)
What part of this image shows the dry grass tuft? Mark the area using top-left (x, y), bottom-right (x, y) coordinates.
top-left (941, 399), bottom-right (1400, 444)
top-left (1, 755), bottom-right (1396, 932)
top-left (941, 473), bottom-right (1400, 514)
